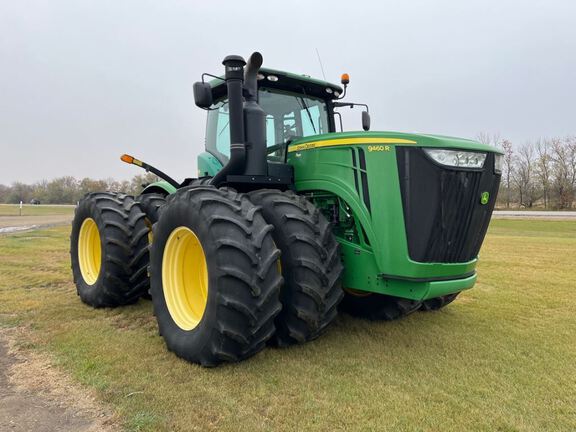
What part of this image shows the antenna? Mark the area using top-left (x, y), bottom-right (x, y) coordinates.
top-left (315, 48), bottom-right (327, 81)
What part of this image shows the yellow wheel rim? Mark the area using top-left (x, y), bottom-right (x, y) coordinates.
top-left (144, 218), bottom-right (153, 244)
top-left (78, 218), bottom-right (102, 285)
top-left (162, 227), bottom-right (209, 331)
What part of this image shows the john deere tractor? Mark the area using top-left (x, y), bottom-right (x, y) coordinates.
top-left (70, 52), bottom-right (502, 366)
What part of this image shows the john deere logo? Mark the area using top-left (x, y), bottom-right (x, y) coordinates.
top-left (480, 191), bottom-right (490, 205)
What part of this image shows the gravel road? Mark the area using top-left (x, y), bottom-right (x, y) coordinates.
top-left (0, 215), bottom-right (73, 232)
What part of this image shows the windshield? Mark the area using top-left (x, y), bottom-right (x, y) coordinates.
top-left (206, 88), bottom-right (330, 162)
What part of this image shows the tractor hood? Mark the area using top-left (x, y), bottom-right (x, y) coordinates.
top-left (287, 129), bottom-right (502, 300)
top-left (287, 131), bottom-right (503, 154)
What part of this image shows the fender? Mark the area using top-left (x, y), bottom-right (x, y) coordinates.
top-left (141, 181), bottom-right (178, 196)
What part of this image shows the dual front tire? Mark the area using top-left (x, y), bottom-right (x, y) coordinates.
top-left (340, 291), bottom-right (422, 321)
top-left (248, 190), bottom-right (344, 346)
top-left (339, 290), bottom-right (461, 320)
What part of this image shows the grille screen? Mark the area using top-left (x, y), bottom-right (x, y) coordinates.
top-left (397, 147), bottom-right (501, 263)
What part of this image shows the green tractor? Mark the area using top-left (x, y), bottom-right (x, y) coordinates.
top-left (70, 52), bottom-right (502, 366)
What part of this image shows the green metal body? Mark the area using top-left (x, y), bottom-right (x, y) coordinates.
top-left (196, 130), bottom-right (500, 301)
top-left (141, 180), bottom-right (177, 196)
top-left (197, 152), bottom-right (224, 178)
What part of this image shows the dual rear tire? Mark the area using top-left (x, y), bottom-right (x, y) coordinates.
top-left (70, 192), bottom-right (149, 307)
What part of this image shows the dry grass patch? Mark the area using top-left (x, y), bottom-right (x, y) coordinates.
top-left (0, 221), bottom-right (575, 431)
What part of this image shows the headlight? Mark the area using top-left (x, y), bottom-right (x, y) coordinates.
top-left (423, 148), bottom-right (486, 169)
top-left (494, 154), bottom-right (503, 174)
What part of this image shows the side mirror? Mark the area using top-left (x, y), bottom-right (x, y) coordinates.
top-left (362, 111), bottom-right (371, 131)
top-left (193, 82), bottom-right (213, 108)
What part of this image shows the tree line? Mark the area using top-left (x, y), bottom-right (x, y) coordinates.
top-left (2, 135), bottom-right (575, 209)
top-left (0, 173), bottom-right (159, 205)
top-left (478, 134), bottom-right (576, 209)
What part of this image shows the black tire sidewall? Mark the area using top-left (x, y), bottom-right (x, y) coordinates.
top-left (71, 193), bottom-right (149, 307)
top-left (248, 189), bottom-right (344, 344)
top-left (71, 197), bottom-right (108, 305)
top-left (149, 198), bottom-right (220, 359)
top-left (340, 292), bottom-right (422, 320)
top-left (137, 193), bottom-right (167, 225)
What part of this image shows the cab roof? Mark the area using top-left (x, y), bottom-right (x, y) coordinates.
top-left (209, 67), bottom-right (343, 101)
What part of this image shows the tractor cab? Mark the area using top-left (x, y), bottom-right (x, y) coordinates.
top-left (205, 68), bottom-right (341, 165)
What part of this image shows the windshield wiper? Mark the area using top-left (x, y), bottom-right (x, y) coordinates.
top-left (297, 96), bottom-right (317, 134)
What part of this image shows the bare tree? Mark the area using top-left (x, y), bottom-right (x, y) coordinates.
top-left (129, 172), bottom-right (160, 195)
top-left (567, 136), bottom-right (576, 199)
top-left (500, 140), bottom-right (514, 208)
top-left (477, 132), bottom-right (501, 147)
top-left (0, 184), bottom-right (10, 203)
top-left (513, 143), bottom-right (537, 207)
top-left (535, 139), bottom-right (552, 208)
top-left (550, 137), bottom-right (576, 209)
top-left (0, 173), bottom-right (163, 205)
top-left (7, 182), bottom-right (33, 204)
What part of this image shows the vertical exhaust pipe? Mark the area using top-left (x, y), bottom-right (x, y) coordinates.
top-left (210, 55), bottom-right (247, 186)
top-left (211, 52), bottom-right (268, 186)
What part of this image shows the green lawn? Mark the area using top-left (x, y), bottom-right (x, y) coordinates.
top-left (0, 203), bottom-right (75, 216)
top-left (0, 220), bottom-right (574, 431)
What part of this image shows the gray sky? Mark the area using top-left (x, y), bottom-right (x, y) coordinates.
top-left (1, 0), bottom-right (575, 184)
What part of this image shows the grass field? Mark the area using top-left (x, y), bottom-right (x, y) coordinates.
top-left (0, 203), bottom-right (75, 217)
top-left (0, 220), bottom-right (574, 431)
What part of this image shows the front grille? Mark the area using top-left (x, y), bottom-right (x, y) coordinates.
top-left (397, 147), bottom-right (501, 263)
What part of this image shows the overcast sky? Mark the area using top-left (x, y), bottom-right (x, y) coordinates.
top-left (1, 0), bottom-right (575, 184)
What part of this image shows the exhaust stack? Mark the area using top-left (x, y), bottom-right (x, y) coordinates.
top-left (209, 52), bottom-right (285, 188)
top-left (210, 55), bottom-right (247, 186)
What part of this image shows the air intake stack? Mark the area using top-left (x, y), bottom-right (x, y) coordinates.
top-left (243, 52), bottom-right (268, 176)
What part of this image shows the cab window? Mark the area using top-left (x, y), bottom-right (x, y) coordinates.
top-left (206, 88), bottom-right (329, 162)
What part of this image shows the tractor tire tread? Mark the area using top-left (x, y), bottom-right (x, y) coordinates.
top-left (340, 292), bottom-right (422, 321)
top-left (149, 186), bottom-right (282, 366)
top-left (248, 189), bottom-right (344, 347)
top-left (137, 193), bottom-right (167, 225)
top-left (420, 292), bottom-right (461, 311)
top-left (70, 192), bottom-right (149, 307)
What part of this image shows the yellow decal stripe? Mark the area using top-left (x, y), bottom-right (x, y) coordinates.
top-left (287, 137), bottom-right (417, 153)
